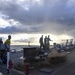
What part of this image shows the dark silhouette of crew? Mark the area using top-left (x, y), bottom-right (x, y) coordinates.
top-left (44, 35), bottom-right (51, 50)
top-left (46, 35), bottom-right (51, 50)
top-left (44, 36), bottom-right (47, 50)
top-left (39, 35), bottom-right (44, 49)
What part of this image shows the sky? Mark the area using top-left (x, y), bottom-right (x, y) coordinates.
top-left (0, 0), bottom-right (75, 45)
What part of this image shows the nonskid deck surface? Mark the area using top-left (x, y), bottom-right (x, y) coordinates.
top-left (0, 49), bottom-right (75, 75)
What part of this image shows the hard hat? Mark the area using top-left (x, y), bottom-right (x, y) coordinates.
top-left (8, 35), bottom-right (11, 39)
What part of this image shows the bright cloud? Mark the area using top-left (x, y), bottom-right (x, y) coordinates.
top-left (0, 18), bottom-right (9, 28)
top-left (0, 0), bottom-right (75, 45)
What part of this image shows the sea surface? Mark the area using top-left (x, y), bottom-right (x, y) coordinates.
top-left (10, 45), bottom-right (54, 51)
top-left (10, 45), bottom-right (40, 51)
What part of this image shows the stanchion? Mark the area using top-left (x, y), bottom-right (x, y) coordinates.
top-left (25, 63), bottom-right (30, 75)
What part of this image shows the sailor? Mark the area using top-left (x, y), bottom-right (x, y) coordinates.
top-left (39, 35), bottom-right (44, 49)
top-left (0, 38), bottom-right (3, 45)
top-left (44, 36), bottom-right (47, 50)
top-left (4, 35), bottom-right (11, 74)
top-left (46, 35), bottom-right (51, 50)
top-left (0, 38), bottom-right (3, 61)
top-left (5, 35), bottom-right (11, 47)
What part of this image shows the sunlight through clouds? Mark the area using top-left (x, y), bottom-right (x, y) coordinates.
top-left (0, 0), bottom-right (75, 45)
top-left (0, 18), bottom-right (9, 28)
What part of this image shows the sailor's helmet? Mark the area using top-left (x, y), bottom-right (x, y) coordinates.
top-left (8, 35), bottom-right (11, 39)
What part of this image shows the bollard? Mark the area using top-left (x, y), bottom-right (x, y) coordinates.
top-left (25, 63), bottom-right (30, 75)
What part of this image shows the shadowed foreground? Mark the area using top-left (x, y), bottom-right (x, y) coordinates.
top-left (0, 49), bottom-right (75, 75)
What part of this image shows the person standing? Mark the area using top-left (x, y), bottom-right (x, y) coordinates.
top-left (39, 35), bottom-right (44, 49)
top-left (44, 36), bottom-right (47, 50)
top-left (47, 35), bottom-right (50, 50)
top-left (0, 38), bottom-right (3, 61)
top-left (46, 35), bottom-right (52, 50)
top-left (4, 35), bottom-right (12, 74)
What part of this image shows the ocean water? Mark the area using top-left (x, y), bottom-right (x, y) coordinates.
top-left (10, 45), bottom-right (40, 51)
top-left (10, 45), bottom-right (54, 51)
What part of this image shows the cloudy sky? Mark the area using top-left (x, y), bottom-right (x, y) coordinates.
top-left (0, 0), bottom-right (75, 45)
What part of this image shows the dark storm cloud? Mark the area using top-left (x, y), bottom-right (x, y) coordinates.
top-left (0, 0), bottom-right (45, 24)
top-left (0, 25), bottom-right (41, 34)
top-left (0, 0), bottom-right (73, 24)
top-left (0, 0), bottom-right (75, 36)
